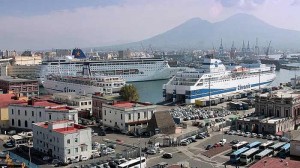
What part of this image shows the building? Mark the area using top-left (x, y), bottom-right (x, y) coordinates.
top-left (147, 111), bottom-right (176, 135)
top-left (9, 99), bottom-right (78, 130)
top-left (0, 93), bottom-right (26, 128)
top-left (7, 64), bottom-right (41, 79)
top-left (236, 90), bottom-right (300, 134)
top-left (0, 76), bottom-right (39, 97)
top-left (249, 157), bottom-right (300, 168)
top-left (33, 120), bottom-right (92, 163)
top-left (102, 101), bottom-right (156, 132)
top-left (0, 58), bottom-right (13, 76)
top-left (14, 55), bottom-right (42, 65)
top-left (92, 92), bottom-right (121, 119)
top-left (118, 49), bottom-right (131, 59)
top-left (52, 93), bottom-right (92, 114)
top-left (290, 133), bottom-right (300, 157)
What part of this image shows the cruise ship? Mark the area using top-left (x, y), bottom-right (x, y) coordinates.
top-left (42, 75), bottom-right (125, 95)
top-left (39, 49), bottom-right (181, 83)
top-left (163, 56), bottom-right (276, 104)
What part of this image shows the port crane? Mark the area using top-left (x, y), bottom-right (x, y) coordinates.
top-left (265, 41), bottom-right (271, 57)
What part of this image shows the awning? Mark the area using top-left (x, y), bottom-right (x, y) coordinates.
top-left (275, 131), bottom-right (283, 136)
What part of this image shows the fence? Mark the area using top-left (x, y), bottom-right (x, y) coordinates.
top-left (103, 139), bottom-right (141, 160)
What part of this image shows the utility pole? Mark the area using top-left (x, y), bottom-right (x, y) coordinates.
top-left (209, 77), bottom-right (211, 112)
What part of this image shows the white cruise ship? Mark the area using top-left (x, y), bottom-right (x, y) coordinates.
top-left (42, 75), bottom-right (125, 95)
top-left (163, 56), bottom-right (276, 104)
top-left (39, 58), bottom-right (181, 83)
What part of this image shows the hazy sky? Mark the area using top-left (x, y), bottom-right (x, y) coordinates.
top-left (0, 0), bottom-right (299, 50)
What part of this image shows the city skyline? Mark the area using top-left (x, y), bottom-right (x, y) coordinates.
top-left (0, 0), bottom-right (300, 50)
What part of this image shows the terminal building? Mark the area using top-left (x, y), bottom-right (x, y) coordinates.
top-left (0, 76), bottom-right (39, 97)
top-left (9, 99), bottom-right (78, 130)
top-left (102, 101), bottom-right (156, 133)
top-left (236, 89), bottom-right (300, 134)
top-left (32, 120), bottom-right (92, 163)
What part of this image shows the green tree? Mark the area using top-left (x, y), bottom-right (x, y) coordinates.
top-left (120, 84), bottom-right (139, 101)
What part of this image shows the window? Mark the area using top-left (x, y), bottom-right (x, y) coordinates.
top-left (144, 112), bottom-right (147, 118)
top-left (32, 111), bottom-right (34, 116)
top-left (18, 110), bottom-right (20, 115)
top-left (75, 148), bottom-right (78, 153)
top-left (67, 139), bottom-right (70, 144)
top-left (25, 120), bottom-right (28, 127)
top-left (11, 119), bottom-right (14, 126)
top-left (11, 109), bottom-right (14, 115)
top-left (25, 110), bottom-right (27, 116)
top-left (138, 113), bottom-right (140, 119)
top-left (67, 149), bottom-right (70, 154)
top-left (121, 114), bottom-right (123, 120)
top-left (39, 112), bottom-right (41, 117)
top-left (128, 114), bottom-right (131, 120)
top-left (104, 110), bottom-right (106, 115)
top-left (49, 114), bottom-right (52, 120)
top-left (75, 138), bottom-right (78, 143)
top-left (18, 120), bottom-right (21, 127)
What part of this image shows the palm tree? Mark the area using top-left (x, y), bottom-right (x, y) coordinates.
top-left (120, 84), bottom-right (139, 101)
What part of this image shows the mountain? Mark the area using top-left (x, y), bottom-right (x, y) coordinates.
top-left (100, 13), bottom-right (300, 50)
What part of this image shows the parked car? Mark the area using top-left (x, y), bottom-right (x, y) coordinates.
top-left (251, 133), bottom-right (257, 138)
top-left (146, 149), bottom-right (157, 155)
top-left (162, 153), bottom-right (173, 159)
top-left (262, 135), bottom-right (268, 139)
top-left (81, 156), bottom-right (89, 161)
top-left (43, 156), bottom-right (51, 161)
top-left (5, 142), bottom-right (14, 148)
top-left (280, 137), bottom-right (290, 142)
top-left (244, 132), bottom-right (251, 137)
top-left (180, 141), bottom-right (188, 146)
top-left (230, 140), bottom-right (239, 144)
top-left (267, 135), bottom-right (275, 140)
top-left (219, 139), bottom-right (227, 145)
top-left (205, 144), bottom-right (213, 150)
top-left (257, 134), bottom-right (263, 138)
top-left (99, 131), bottom-right (106, 136)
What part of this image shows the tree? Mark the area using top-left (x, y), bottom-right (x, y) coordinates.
top-left (120, 84), bottom-right (139, 101)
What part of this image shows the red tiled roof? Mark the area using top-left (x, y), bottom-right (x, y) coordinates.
top-left (54, 127), bottom-right (79, 134)
top-left (18, 100), bottom-right (61, 107)
top-left (0, 94), bottom-right (26, 108)
top-left (112, 101), bottom-right (152, 108)
top-left (113, 102), bottom-right (135, 108)
top-left (249, 157), bottom-right (300, 168)
top-left (16, 100), bottom-right (73, 111)
top-left (35, 120), bottom-right (87, 134)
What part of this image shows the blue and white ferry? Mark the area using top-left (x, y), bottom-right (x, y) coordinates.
top-left (163, 56), bottom-right (276, 104)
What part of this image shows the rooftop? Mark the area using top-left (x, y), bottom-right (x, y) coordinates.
top-left (112, 101), bottom-right (153, 108)
top-left (259, 89), bottom-right (300, 99)
top-left (0, 76), bottom-right (37, 83)
top-left (35, 120), bottom-right (88, 134)
top-left (249, 157), bottom-right (300, 168)
top-left (15, 100), bottom-right (73, 111)
top-left (0, 94), bottom-right (26, 108)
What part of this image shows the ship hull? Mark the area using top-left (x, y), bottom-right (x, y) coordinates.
top-left (42, 80), bottom-right (121, 95)
top-left (163, 72), bottom-right (276, 104)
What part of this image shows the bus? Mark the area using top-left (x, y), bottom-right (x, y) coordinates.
top-left (117, 157), bottom-right (146, 168)
top-left (254, 149), bottom-right (273, 160)
top-left (230, 147), bottom-right (249, 163)
top-left (240, 148), bottom-right (260, 165)
top-left (246, 141), bottom-right (261, 149)
top-left (259, 141), bottom-right (274, 150)
top-left (268, 142), bottom-right (287, 156)
top-left (232, 141), bottom-right (249, 151)
top-left (277, 143), bottom-right (290, 159)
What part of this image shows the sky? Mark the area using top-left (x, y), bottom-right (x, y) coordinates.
top-left (0, 0), bottom-right (300, 50)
